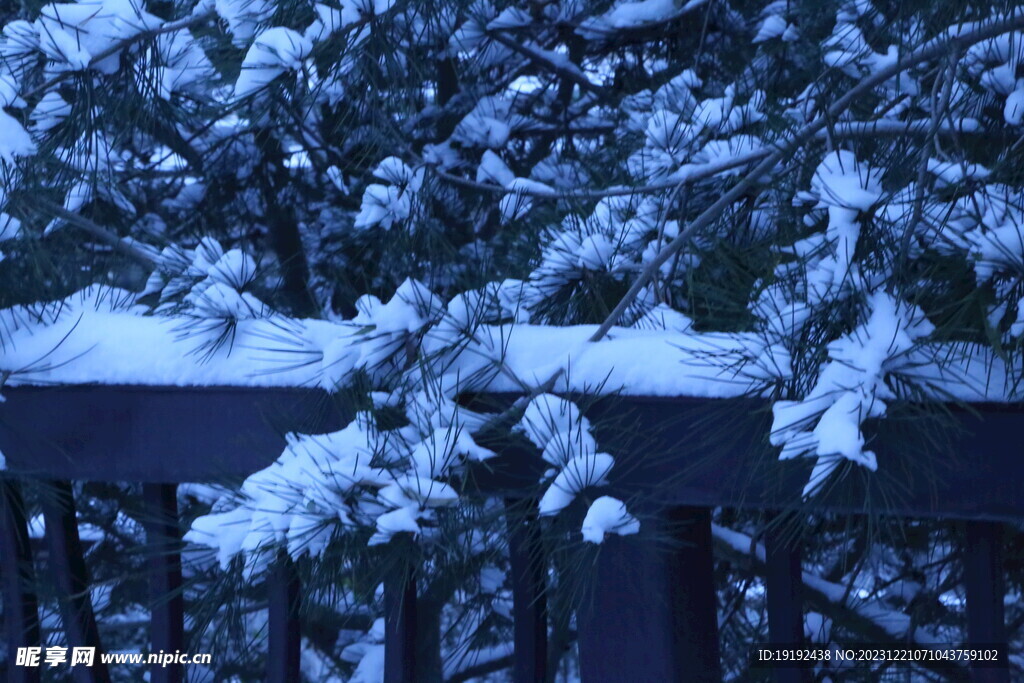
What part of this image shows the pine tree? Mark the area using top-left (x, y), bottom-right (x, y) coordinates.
top-left (3, 0), bottom-right (1024, 679)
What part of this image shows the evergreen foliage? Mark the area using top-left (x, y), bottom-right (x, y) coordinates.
top-left (3, 0), bottom-right (1024, 679)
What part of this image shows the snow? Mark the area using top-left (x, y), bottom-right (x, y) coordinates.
top-left (439, 323), bottom-right (791, 398)
top-left (753, 15), bottom-right (788, 44)
top-left (355, 183), bottom-right (411, 230)
top-left (234, 27), bottom-right (313, 98)
top-left (581, 496), bottom-right (640, 543)
top-left (505, 393), bottom-right (624, 516)
top-left (771, 292), bottom-right (936, 497)
top-left (0, 110), bottom-right (36, 162)
top-left (355, 159), bottom-right (421, 230)
top-left (487, 7), bottom-right (530, 30)
top-left (516, 394), bottom-right (587, 447)
top-left (0, 286), bottom-right (339, 387)
top-left (36, 0), bottom-right (164, 73)
top-left (967, 217), bottom-right (1024, 283)
top-left (391, 475), bottom-right (459, 507)
top-left (409, 427), bottom-right (495, 478)
top-left (372, 156), bottom-right (415, 185)
top-left (453, 97), bottom-right (520, 149)
top-left (3, 285), bottom-right (1017, 406)
top-left (476, 150), bottom-right (515, 187)
top-left (926, 158), bottom-right (990, 186)
top-left (0, 74), bottom-right (20, 108)
top-left (499, 179), bottom-right (553, 222)
top-left (214, 0), bottom-right (272, 47)
top-left (811, 151), bottom-right (882, 212)
top-left (1005, 88), bottom-right (1024, 124)
top-left (30, 92), bottom-right (71, 131)
top-left (156, 28), bottom-right (215, 98)
top-left (602, 0), bottom-right (685, 28)
top-left (367, 507), bottom-right (421, 545)
top-left (348, 644), bottom-right (384, 683)
top-left (538, 451), bottom-right (614, 515)
top-left (0, 210), bottom-right (21, 243)
top-left (478, 565), bottom-right (504, 593)
top-left (302, 1), bottom-right (373, 43)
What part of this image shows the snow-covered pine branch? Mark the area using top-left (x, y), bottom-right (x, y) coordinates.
top-left (4, 0), bottom-right (1024, 678)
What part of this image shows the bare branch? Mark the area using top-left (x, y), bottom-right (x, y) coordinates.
top-left (36, 199), bottom-right (158, 267)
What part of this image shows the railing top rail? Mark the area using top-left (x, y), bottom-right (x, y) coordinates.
top-left (3, 384), bottom-right (1024, 521)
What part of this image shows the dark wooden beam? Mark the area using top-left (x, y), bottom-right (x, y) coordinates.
top-left (40, 480), bottom-right (110, 683)
top-left (964, 521), bottom-right (1009, 683)
top-left (464, 394), bottom-right (1024, 523)
top-left (765, 514), bottom-right (809, 683)
top-left (5, 387), bottom-right (1024, 521)
top-left (506, 502), bottom-right (548, 683)
top-left (0, 479), bottom-right (41, 683)
top-left (578, 506), bottom-right (721, 682)
top-left (384, 561), bottom-right (417, 683)
top-left (0, 386), bottom-right (347, 482)
top-left (266, 553), bottom-right (301, 683)
top-left (142, 483), bottom-right (184, 683)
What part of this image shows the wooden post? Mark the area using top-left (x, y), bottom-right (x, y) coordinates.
top-left (384, 560), bottom-right (417, 683)
top-left (765, 514), bottom-right (808, 683)
top-left (40, 480), bottom-right (110, 683)
top-left (1, 479), bottom-right (41, 683)
top-left (578, 506), bottom-right (721, 682)
top-left (506, 503), bottom-right (548, 683)
top-left (142, 484), bottom-right (184, 683)
top-left (964, 521), bottom-right (1008, 683)
top-left (266, 553), bottom-right (301, 683)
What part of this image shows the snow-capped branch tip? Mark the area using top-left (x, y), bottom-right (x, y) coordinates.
top-left (21, 10), bottom-right (217, 103)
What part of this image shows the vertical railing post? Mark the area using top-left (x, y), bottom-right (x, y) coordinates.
top-left (765, 513), bottom-right (808, 683)
top-left (664, 506), bottom-right (722, 681)
top-left (1, 479), bottom-right (41, 683)
top-left (384, 558), bottom-right (417, 683)
top-left (506, 501), bottom-right (548, 683)
top-left (266, 552), bottom-right (301, 683)
top-left (142, 483), bottom-right (184, 683)
top-left (965, 521), bottom-right (1009, 683)
top-left (578, 505), bottom-right (721, 682)
top-left (40, 480), bottom-right (110, 683)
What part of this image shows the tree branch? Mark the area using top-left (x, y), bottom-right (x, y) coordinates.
top-left (486, 31), bottom-right (610, 98)
top-left (712, 524), bottom-right (972, 680)
top-left (22, 10), bottom-right (216, 102)
top-left (434, 119), bottom-right (985, 200)
top-left (36, 199), bottom-right (158, 267)
top-left (588, 10), bottom-right (1024, 344)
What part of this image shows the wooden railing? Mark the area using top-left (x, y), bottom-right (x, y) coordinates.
top-left (0, 386), bottom-right (1019, 682)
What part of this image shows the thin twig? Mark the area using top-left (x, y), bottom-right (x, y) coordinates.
top-left (899, 52), bottom-right (959, 270)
